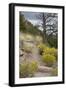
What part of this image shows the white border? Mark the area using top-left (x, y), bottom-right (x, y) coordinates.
top-left (15, 6), bottom-right (63, 84)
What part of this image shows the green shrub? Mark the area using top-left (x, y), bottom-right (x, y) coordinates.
top-left (42, 54), bottom-right (56, 67)
top-left (19, 61), bottom-right (38, 78)
top-left (19, 62), bottom-right (29, 78)
top-left (51, 68), bottom-right (58, 76)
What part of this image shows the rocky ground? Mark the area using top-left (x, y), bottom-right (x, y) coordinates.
top-left (19, 42), bottom-right (53, 77)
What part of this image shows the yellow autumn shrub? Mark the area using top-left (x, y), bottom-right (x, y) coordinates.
top-left (28, 61), bottom-right (38, 77)
top-left (37, 43), bottom-right (47, 55)
top-left (19, 61), bottom-right (38, 78)
top-left (44, 47), bottom-right (57, 60)
top-left (42, 54), bottom-right (56, 67)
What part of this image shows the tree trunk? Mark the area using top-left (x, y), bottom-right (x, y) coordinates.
top-left (42, 13), bottom-right (47, 43)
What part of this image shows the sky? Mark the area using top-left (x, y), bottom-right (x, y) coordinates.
top-left (20, 12), bottom-right (58, 32)
top-left (20, 12), bottom-right (42, 26)
top-left (21, 12), bottom-right (41, 20)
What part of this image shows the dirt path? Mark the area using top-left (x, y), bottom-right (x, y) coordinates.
top-left (35, 72), bottom-right (52, 77)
